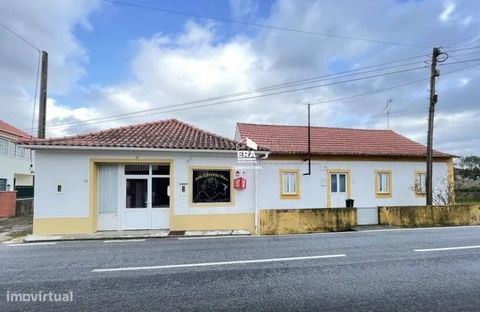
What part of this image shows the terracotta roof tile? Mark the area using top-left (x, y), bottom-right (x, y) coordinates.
top-left (0, 120), bottom-right (31, 139)
top-left (236, 123), bottom-right (452, 158)
top-left (21, 119), bottom-right (260, 151)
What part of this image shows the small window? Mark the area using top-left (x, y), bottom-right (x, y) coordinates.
top-left (375, 171), bottom-right (392, 197)
top-left (280, 170), bottom-right (300, 199)
top-left (8, 142), bottom-right (15, 157)
top-left (56, 184), bottom-right (63, 193)
top-left (415, 172), bottom-right (426, 196)
top-left (15, 146), bottom-right (25, 158)
top-left (0, 139), bottom-right (7, 156)
top-left (0, 178), bottom-right (6, 191)
top-left (152, 165), bottom-right (169, 175)
top-left (125, 164), bottom-right (149, 175)
top-left (331, 173), bottom-right (347, 193)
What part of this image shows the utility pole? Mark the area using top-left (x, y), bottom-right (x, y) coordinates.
top-left (426, 47), bottom-right (441, 205)
top-left (38, 50), bottom-right (48, 139)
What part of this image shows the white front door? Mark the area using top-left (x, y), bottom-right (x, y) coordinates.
top-left (123, 164), bottom-right (170, 230)
top-left (330, 172), bottom-right (348, 208)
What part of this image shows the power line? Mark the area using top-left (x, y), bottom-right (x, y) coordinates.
top-left (445, 56), bottom-right (480, 72)
top-left (443, 45), bottom-right (480, 53)
top-left (33, 55), bottom-right (430, 131)
top-left (439, 58), bottom-right (480, 66)
top-left (102, 0), bottom-right (430, 49)
top-left (310, 62), bottom-right (480, 107)
top-left (42, 66), bottom-right (427, 132)
top-left (0, 21), bottom-right (40, 52)
top-left (39, 61), bottom-right (480, 135)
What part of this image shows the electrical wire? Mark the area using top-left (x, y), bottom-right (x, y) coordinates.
top-left (31, 55), bottom-right (430, 131)
top-left (41, 65), bottom-right (428, 132)
top-left (444, 56), bottom-right (480, 72)
top-left (0, 21), bottom-right (40, 52)
top-left (102, 0), bottom-right (430, 48)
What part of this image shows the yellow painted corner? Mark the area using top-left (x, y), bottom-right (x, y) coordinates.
top-left (33, 217), bottom-right (95, 235)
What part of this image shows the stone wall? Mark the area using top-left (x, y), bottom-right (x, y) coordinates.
top-left (260, 208), bottom-right (357, 235)
top-left (378, 205), bottom-right (480, 227)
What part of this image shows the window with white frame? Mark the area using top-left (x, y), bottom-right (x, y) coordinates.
top-left (375, 171), bottom-right (391, 196)
top-left (280, 170), bottom-right (299, 198)
top-left (8, 142), bottom-right (15, 157)
top-left (15, 146), bottom-right (25, 158)
top-left (0, 139), bottom-right (7, 156)
top-left (415, 172), bottom-right (426, 195)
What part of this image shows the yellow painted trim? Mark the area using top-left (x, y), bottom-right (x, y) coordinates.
top-left (326, 169), bottom-right (352, 208)
top-left (447, 158), bottom-right (455, 204)
top-left (33, 217), bottom-right (95, 235)
top-left (188, 166), bottom-right (235, 208)
top-left (414, 170), bottom-right (427, 198)
top-left (374, 170), bottom-right (392, 199)
top-left (170, 213), bottom-right (255, 232)
top-left (279, 169), bottom-right (300, 200)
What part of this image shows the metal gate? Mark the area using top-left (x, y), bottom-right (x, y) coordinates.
top-left (357, 207), bottom-right (378, 225)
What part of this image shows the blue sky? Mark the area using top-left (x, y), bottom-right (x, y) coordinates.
top-left (75, 0), bottom-right (274, 87)
top-left (1, 0), bottom-right (480, 155)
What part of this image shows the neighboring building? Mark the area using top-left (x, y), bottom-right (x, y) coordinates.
top-left (21, 119), bottom-right (454, 235)
top-left (236, 123), bottom-right (454, 210)
top-left (20, 119), bottom-right (265, 235)
top-left (0, 120), bottom-right (34, 196)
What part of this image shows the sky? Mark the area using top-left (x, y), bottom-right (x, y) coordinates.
top-left (0, 0), bottom-right (479, 156)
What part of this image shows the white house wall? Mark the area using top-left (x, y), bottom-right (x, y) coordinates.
top-left (257, 159), bottom-right (449, 209)
top-left (0, 154), bottom-right (33, 189)
top-left (34, 149), bottom-right (256, 220)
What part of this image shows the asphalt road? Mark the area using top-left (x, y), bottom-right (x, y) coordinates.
top-left (1, 226), bottom-right (480, 312)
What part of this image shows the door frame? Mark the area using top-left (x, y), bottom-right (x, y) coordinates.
top-left (90, 159), bottom-right (173, 233)
top-left (326, 169), bottom-right (351, 208)
top-left (121, 164), bottom-right (171, 230)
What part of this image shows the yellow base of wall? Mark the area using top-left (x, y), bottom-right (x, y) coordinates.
top-left (33, 213), bottom-right (256, 235)
top-left (33, 217), bottom-right (95, 235)
top-left (170, 213), bottom-right (255, 233)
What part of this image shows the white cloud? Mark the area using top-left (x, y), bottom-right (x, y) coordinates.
top-left (0, 0), bottom-right (99, 136)
top-left (439, 1), bottom-right (456, 22)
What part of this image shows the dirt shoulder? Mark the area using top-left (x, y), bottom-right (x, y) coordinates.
top-left (0, 216), bottom-right (33, 243)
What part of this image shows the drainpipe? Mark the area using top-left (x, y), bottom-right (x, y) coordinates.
top-left (254, 159), bottom-right (259, 235)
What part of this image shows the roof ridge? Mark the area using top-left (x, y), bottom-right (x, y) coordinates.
top-left (173, 119), bottom-right (246, 147)
top-left (0, 120), bottom-right (32, 138)
top-left (237, 122), bottom-right (393, 132)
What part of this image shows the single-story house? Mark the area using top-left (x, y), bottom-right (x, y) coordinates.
top-left (20, 119), bottom-right (454, 235)
top-left (20, 119), bottom-right (266, 235)
top-left (235, 123), bottom-right (454, 212)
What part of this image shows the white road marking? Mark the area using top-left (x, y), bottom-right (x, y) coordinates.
top-left (178, 235), bottom-right (251, 240)
top-left (92, 254), bottom-right (346, 272)
top-left (414, 245), bottom-right (480, 252)
top-left (103, 239), bottom-right (146, 243)
top-left (6, 242), bottom-right (57, 247)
